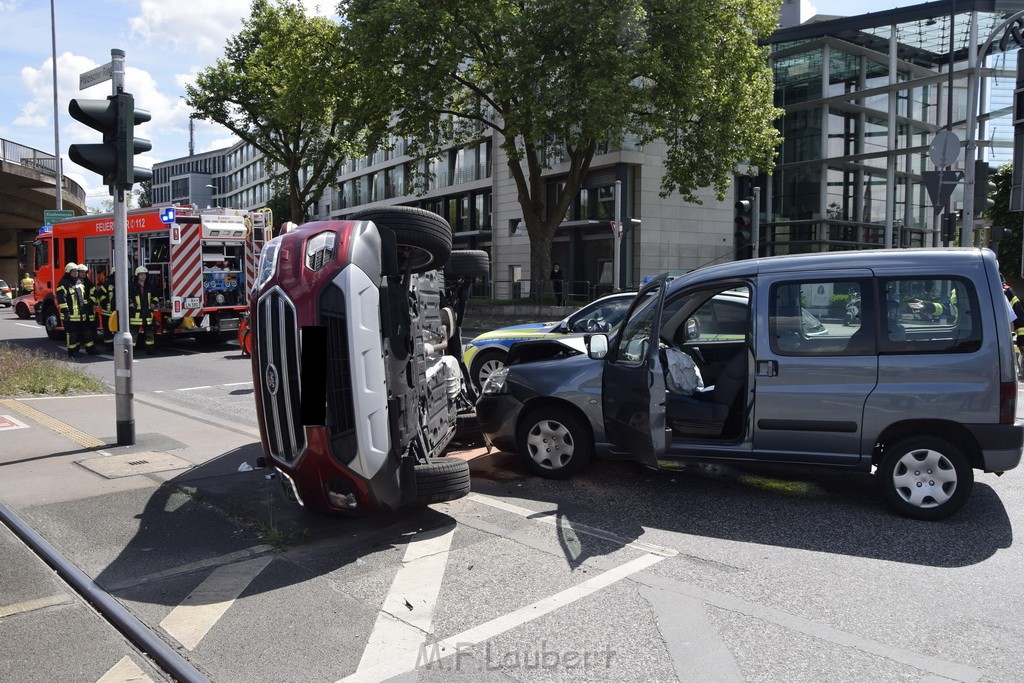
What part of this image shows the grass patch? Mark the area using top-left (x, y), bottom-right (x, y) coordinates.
top-left (0, 342), bottom-right (105, 396)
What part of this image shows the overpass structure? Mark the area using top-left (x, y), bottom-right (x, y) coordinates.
top-left (0, 138), bottom-right (87, 286)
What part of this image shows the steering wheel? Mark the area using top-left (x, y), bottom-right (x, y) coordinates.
top-left (585, 318), bottom-right (599, 332)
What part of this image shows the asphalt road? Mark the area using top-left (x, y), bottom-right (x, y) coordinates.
top-left (2, 310), bottom-right (1024, 682)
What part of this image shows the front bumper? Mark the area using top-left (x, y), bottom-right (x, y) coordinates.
top-left (476, 393), bottom-right (524, 453)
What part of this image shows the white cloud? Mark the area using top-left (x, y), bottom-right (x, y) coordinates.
top-left (802, 0), bottom-right (818, 20)
top-left (129, 0), bottom-right (249, 58)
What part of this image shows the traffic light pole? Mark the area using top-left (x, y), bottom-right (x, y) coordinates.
top-left (110, 49), bottom-right (135, 446)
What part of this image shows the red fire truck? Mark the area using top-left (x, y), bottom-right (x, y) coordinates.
top-left (32, 205), bottom-right (273, 345)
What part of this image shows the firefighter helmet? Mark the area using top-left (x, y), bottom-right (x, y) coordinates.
top-left (76, 263), bottom-right (89, 272)
top-left (65, 262), bottom-right (79, 273)
top-left (135, 266), bottom-right (148, 275)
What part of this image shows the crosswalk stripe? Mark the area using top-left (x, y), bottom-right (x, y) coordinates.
top-left (159, 556), bottom-right (271, 650)
top-left (343, 526), bottom-right (456, 682)
top-left (96, 655), bottom-right (154, 683)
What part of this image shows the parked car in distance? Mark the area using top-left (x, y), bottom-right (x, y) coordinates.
top-left (477, 248), bottom-right (1023, 521)
top-left (12, 293), bottom-right (35, 319)
top-left (463, 291), bottom-right (636, 390)
top-left (0, 280), bottom-right (12, 307)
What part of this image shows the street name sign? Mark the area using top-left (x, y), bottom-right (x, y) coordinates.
top-left (43, 209), bottom-right (75, 225)
top-left (79, 62), bottom-right (113, 90)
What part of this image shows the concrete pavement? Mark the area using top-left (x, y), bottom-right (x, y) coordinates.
top-left (0, 388), bottom-right (488, 682)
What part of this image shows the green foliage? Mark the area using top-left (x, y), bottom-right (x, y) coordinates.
top-left (186, 0), bottom-right (370, 222)
top-left (0, 343), bottom-right (105, 396)
top-left (990, 162), bottom-right (1022, 278)
top-left (137, 179), bottom-right (152, 208)
top-left (341, 0), bottom-right (782, 285)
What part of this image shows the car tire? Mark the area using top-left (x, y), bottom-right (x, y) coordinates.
top-left (15, 302), bottom-right (31, 319)
top-left (471, 349), bottom-right (507, 392)
top-left (413, 458), bottom-right (471, 505)
top-left (349, 206), bottom-right (452, 274)
top-left (877, 435), bottom-right (973, 520)
top-left (445, 249), bottom-right (489, 279)
top-left (43, 303), bottom-right (62, 341)
top-left (516, 406), bottom-right (593, 479)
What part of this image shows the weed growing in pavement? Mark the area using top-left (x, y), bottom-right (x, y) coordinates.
top-left (0, 343), bottom-right (105, 396)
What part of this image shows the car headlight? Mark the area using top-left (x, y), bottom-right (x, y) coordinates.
top-left (305, 231), bottom-right (337, 272)
top-left (482, 367), bottom-right (509, 395)
top-left (253, 238), bottom-right (282, 292)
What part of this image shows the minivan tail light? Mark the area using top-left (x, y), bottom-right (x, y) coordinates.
top-left (1000, 381), bottom-right (1017, 424)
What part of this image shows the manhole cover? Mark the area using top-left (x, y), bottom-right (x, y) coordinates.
top-left (77, 451), bottom-right (193, 479)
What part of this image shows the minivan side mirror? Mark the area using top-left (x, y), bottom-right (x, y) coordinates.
top-left (587, 334), bottom-right (609, 359)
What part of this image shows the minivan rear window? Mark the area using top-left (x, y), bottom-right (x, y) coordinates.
top-left (878, 277), bottom-right (981, 354)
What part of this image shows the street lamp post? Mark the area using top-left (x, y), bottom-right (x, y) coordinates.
top-left (205, 184), bottom-right (217, 208)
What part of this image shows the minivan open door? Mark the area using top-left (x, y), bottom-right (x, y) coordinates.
top-left (601, 275), bottom-right (668, 469)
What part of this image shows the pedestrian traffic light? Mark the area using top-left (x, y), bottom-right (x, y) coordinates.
top-left (975, 161), bottom-right (997, 216)
top-left (735, 198), bottom-right (753, 259)
top-left (68, 92), bottom-right (151, 193)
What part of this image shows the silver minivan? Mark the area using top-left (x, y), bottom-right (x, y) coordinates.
top-left (477, 248), bottom-right (1024, 520)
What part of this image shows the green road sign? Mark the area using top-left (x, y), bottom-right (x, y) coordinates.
top-left (43, 209), bottom-right (75, 225)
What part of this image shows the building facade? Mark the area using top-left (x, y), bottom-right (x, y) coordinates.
top-left (154, 0), bottom-right (1024, 299)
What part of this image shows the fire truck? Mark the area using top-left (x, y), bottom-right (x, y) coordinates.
top-left (32, 205), bottom-right (272, 345)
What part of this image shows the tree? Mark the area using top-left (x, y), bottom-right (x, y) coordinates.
top-left (990, 162), bottom-right (1022, 278)
top-left (341, 0), bottom-right (781, 288)
top-left (137, 179), bottom-right (152, 208)
top-left (186, 0), bottom-right (371, 222)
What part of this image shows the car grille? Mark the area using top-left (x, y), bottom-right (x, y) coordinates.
top-left (257, 288), bottom-right (306, 463)
top-left (319, 286), bottom-right (357, 452)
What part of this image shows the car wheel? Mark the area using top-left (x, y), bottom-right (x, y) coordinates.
top-left (15, 302), bottom-right (31, 319)
top-left (471, 349), bottom-right (507, 391)
top-left (445, 249), bottom-right (489, 279)
top-left (516, 406), bottom-right (593, 479)
top-left (43, 304), bottom-right (62, 341)
top-left (413, 458), bottom-right (471, 505)
top-left (877, 435), bottom-right (973, 520)
top-left (349, 206), bottom-right (453, 274)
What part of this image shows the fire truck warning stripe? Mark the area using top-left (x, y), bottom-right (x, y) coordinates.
top-left (0, 399), bottom-right (105, 449)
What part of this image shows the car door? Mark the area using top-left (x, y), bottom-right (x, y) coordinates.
top-left (601, 276), bottom-right (668, 469)
top-left (752, 271), bottom-right (878, 465)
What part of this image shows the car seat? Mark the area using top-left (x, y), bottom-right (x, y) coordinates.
top-left (665, 352), bottom-right (747, 437)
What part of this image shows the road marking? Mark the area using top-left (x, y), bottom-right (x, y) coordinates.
top-left (468, 493), bottom-right (678, 557)
top-left (0, 594), bottom-right (74, 618)
top-left (14, 322), bottom-right (38, 329)
top-left (96, 656), bottom-right (154, 683)
top-left (343, 553), bottom-right (664, 682)
top-left (222, 381), bottom-right (252, 387)
top-left (0, 399), bottom-right (105, 449)
top-left (176, 385), bottom-right (212, 392)
top-left (345, 526), bottom-right (456, 682)
top-left (104, 545), bottom-right (273, 593)
top-left (159, 556), bottom-right (272, 650)
top-left (0, 414), bottom-right (29, 431)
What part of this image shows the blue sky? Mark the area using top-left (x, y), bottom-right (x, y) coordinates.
top-left (0, 0), bottom-right (919, 208)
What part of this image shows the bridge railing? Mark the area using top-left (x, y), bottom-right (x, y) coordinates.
top-left (1, 137), bottom-right (87, 203)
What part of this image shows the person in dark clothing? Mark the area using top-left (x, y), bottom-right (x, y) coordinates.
top-left (129, 266), bottom-right (157, 354)
top-left (550, 263), bottom-right (564, 305)
top-left (55, 262), bottom-right (99, 357)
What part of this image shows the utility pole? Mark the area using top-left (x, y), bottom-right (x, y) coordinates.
top-left (613, 179), bottom-right (622, 292)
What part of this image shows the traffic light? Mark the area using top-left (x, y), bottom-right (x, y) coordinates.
top-left (974, 160), bottom-right (997, 217)
top-left (735, 199), bottom-right (753, 259)
top-left (68, 92), bottom-right (151, 192)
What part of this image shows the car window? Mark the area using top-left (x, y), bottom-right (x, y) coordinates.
top-left (612, 292), bottom-right (658, 366)
top-left (879, 277), bottom-right (981, 353)
top-left (567, 295), bottom-right (632, 333)
top-left (770, 279), bottom-right (870, 356)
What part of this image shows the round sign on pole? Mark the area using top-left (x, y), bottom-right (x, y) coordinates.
top-left (928, 130), bottom-right (961, 168)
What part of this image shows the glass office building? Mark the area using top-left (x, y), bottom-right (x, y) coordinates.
top-left (766, 0), bottom-right (1023, 252)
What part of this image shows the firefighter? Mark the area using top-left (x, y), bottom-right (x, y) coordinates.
top-left (95, 267), bottom-right (116, 341)
top-left (55, 262), bottom-right (99, 357)
top-left (129, 266), bottom-right (157, 354)
top-left (19, 272), bottom-right (34, 294)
